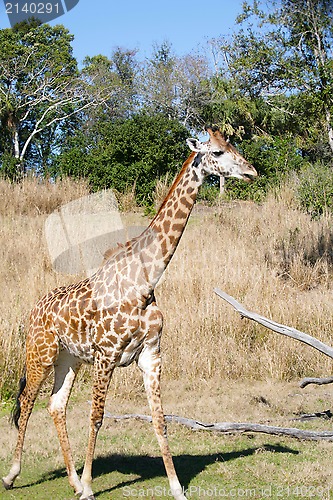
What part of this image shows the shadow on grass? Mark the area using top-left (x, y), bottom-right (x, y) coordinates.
top-left (94, 444), bottom-right (298, 496)
top-left (19, 443), bottom-right (298, 496)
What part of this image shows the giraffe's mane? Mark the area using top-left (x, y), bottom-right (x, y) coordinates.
top-left (103, 242), bottom-right (125, 263)
top-left (102, 151), bottom-right (196, 265)
top-left (149, 151), bottom-right (196, 224)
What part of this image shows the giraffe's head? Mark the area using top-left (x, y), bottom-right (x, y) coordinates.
top-left (186, 126), bottom-right (257, 182)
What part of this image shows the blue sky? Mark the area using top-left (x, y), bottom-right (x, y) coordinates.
top-left (1, 0), bottom-right (244, 64)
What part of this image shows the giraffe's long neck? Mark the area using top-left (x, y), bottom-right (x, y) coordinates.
top-left (133, 151), bottom-right (204, 289)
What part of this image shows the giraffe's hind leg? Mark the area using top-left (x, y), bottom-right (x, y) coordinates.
top-left (138, 344), bottom-right (186, 500)
top-left (2, 359), bottom-right (52, 490)
top-left (48, 349), bottom-right (82, 496)
top-left (137, 306), bottom-right (186, 500)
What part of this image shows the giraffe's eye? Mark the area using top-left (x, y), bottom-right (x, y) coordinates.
top-left (212, 151), bottom-right (224, 157)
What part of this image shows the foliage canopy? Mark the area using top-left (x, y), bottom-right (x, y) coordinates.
top-left (53, 114), bottom-right (190, 204)
top-left (1, 5), bottom-right (333, 212)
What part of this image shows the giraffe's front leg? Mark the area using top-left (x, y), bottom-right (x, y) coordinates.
top-left (80, 353), bottom-right (114, 500)
top-left (48, 350), bottom-right (83, 496)
top-left (137, 330), bottom-right (186, 500)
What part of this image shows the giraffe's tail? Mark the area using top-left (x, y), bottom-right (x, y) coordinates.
top-left (11, 368), bottom-right (27, 430)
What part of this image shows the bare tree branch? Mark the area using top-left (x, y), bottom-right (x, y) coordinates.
top-left (213, 288), bottom-right (333, 359)
top-left (0, 27), bottom-right (118, 171)
top-left (214, 288), bottom-right (333, 391)
top-left (19, 97), bottom-right (104, 162)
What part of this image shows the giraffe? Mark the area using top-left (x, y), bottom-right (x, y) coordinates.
top-left (2, 126), bottom-right (257, 500)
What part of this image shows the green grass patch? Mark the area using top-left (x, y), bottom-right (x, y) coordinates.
top-left (1, 424), bottom-right (332, 499)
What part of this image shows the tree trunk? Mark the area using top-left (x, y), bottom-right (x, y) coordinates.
top-left (101, 409), bottom-right (333, 441)
top-left (325, 109), bottom-right (333, 154)
top-left (220, 176), bottom-right (225, 194)
top-left (13, 128), bottom-right (20, 160)
top-left (12, 128), bottom-right (24, 176)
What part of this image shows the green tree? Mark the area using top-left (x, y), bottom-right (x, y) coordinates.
top-left (0, 20), bottom-right (110, 177)
top-left (140, 41), bottom-right (212, 130)
top-left (53, 114), bottom-right (190, 204)
top-left (214, 0), bottom-right (333, 155)
top-left (82, 48), bottom-right (139, 124)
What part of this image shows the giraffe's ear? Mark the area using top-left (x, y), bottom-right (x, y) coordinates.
top-left (186, 138), bottom-right (201, 152)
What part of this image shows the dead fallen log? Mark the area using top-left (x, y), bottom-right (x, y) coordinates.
top-left (300, 376), bottom-right (333, 388)
top-left (102, 409), bottom-right (333, 441)
top-left (90, 291), bottom-right (333, 444)
top-left (292, 409), bottom-right (333, 421)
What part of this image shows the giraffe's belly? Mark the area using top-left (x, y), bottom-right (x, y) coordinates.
top-left (57, 323), bottom-right (146, 367)
top-left (59, 336), bottom-right (95, 364)
top-left (54, 301), bottom-right (158, 367)
top-left (117, 338), bottom-right (145, 367)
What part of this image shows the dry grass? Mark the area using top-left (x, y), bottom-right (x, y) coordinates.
top-left (1, 178), bottom-right (333, 399)
top-left (0, 177), bottom-right (89, 398)
top-left (114, 183), bottom-right (138, 213)
top-left (2, 178), bottom-right (333, 498)
top-left (153, 173), bottom-right (172, 211)
top-left (149, 188), bottom-right (333, 387)
top-left (0, 176), bottom-right (89, 216)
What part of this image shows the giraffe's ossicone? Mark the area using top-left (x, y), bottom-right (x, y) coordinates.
top-left (2, 126), bottom-right (257, 500)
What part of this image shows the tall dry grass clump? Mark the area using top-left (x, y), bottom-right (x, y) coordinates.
top-left (1, 177), bottom-right (333, 399)
top-left (0, 177), bottom-right (89, 398)
top-left (0, 176), bottom-right (89, 216)
top-left (155, 192), bottom-right (333, 385)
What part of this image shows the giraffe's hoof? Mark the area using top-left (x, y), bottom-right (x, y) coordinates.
top-left (78, 493), bottom-right (95, 500)
top-left (2, 478), bottom-right (13, 490)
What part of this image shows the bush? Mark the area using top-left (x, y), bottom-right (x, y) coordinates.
top-left (224, 135), bottom-right (307, 202)
top-left (197, 180), bottom-right (221, 205)
top-left (53, 113), bottom-right (190, 206)
top-left (297, 163), bottom-right (333, 218)
top-left (0, 152), bottom-right (21, 180)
